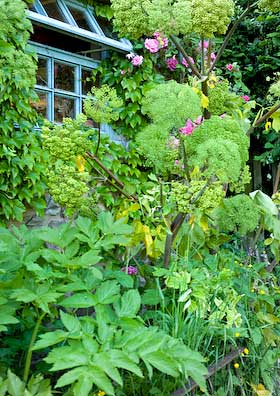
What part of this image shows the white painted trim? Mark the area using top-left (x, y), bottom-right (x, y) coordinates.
top-left (27, 10), bottom-right (132, 52)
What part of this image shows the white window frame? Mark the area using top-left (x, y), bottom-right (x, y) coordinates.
top-left (28, 0), bottom-right (132, 53)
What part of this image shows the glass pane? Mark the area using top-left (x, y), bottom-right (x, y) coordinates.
top-left (28, 4), bottom-right (37, 11)
top-left (98, 17), bottom-right (119, 40)
top-left (36, 58), bottom-right (48, 86)
top-left (32, 91), bottom-right (48, 118)
top-left (81, 69), bottom-right (96, 95)
top-left (54, 95), bottom-right (75, 122)
top-left (68, 6), bottom-right (94, 31)
top-left (41, 0), bottom-right (66, 21)
top-left (54, 62), bottom-right (75, 92)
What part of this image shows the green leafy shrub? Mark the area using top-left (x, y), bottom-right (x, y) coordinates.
top-left (0, 0), bottom-right (47, 222)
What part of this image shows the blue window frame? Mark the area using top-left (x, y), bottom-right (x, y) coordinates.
top-left (31, 42), bottom-right (99, 123)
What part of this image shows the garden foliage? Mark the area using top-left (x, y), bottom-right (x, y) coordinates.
top-left (1, 0), bottom-right (280, 395)
top-left (0, 0), bottom-right (47, 222)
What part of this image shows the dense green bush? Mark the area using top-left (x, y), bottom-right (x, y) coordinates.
top-left (0, 0), bottom-right (47, 222)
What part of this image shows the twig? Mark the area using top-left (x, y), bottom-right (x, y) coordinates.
top-left (86, 151), bottom-right (138, 201)
top-left (170, 34), bottom-right (202, 79)
top-left (273, 163), bottom-right (280, 194)
top-left (246, 103), bottom-right (280, 136)
top-left (208, 1), bottom-right (259, 75)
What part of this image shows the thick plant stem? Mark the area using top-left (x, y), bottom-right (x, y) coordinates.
top-left (208, 1), bottom-right (259, 75)
top-left (23, 312), bottom-right (46, 383)
top-left (170, 35), bottom-right (202, 79)
top-left (273, 163), bottom-right (280, 195)
top-left (201, 80), bottom-right (211, 119)
top-left (86, 151), bottom-right (138, 201)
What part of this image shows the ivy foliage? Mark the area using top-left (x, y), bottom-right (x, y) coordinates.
top-left (0, 0), bottom-right (47, 222)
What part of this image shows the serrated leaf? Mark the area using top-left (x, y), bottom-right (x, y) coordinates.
top-left (33, 330), bottom-right (69, 350)
top-left (95, 280), bottom-right (120, 304)
top-left (56, 367), bottom-right (85, 388)
top-left (108, 350), bottom-right (143, 377)
top-left (144, 351), bottom-right (179, 377)
top-left (115, 290), bottom-right (141, 318)
top-left (92, 353), bottom-right (123, 386)
top-left (73, 374), bottom-right (93, 396)
top-left (60, 311), bottom-right (81, 332)
top-left (60, 292), bottom-right (97, 308)
top-left (7, 370), bottom-right (24, 396)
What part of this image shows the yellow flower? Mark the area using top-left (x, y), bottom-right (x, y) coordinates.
top-left (265, 121), bottom-right (272, 131)
top-left (234, 363), bottom-right (239, 369)
top-left (248, 264), bottom-right (253, 268)
top-left (260, 290), bottom-right (266, 295)
top-left (97, 391), bottom-right (106, 396)
top-left (76, 155), bottom-right (86, 172)
top-left (243, 348), bottom-right (249, 355)
top-left (201, 94), bottom-right (209, 109)
top-left (234, 332), bottom-right (240, 337)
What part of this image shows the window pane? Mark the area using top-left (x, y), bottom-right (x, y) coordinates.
top-left (32, 91), bottom-right (48, 118)
top-left (68, 6), bottom-right (93, 31)
top-left (41, 0), bottom-right (66, 22)
top-left (54, 95), bottom-right (75, 122)
top-left (54, 62), bottom-right (75, 92)
top-left (36, 58), bottom-right (48, 86)
top-left (81, 69), bottom-right (95, 95)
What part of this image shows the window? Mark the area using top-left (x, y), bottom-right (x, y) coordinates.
top-left (28, 0), bottom-right (130, 143)
top-left (28, 0), bottom-right (132, 53)
top-left (32, 43), bottom-right (98, 122)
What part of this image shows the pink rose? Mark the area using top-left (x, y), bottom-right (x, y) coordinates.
top-left (194, 115), bottom-right (203, 125)
top-left (153, 32), bottom-right (161, 39)
top-left (180, 119), bottom-right (195, 135)
top-left (166, 55), bottom-right (178, 71)
top-left (144, 38), bottom-right (159, 53)
top-left (182, 56), bottom-right (194, 68)
top-left (226, 63), bottom-right (233, 71)
top-left (198, 40), bottom-right (209, 49)
top-left (241, 95), bottom-right (250, 102)
top-left (210, 52), bottom-right (216, 61)
top-left (131, 55), bottom-right (143, 66)
top-left (162, 37), bottom-right (168, 48)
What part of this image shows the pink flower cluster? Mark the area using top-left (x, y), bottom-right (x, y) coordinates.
top-left (179, 116), bottom-right (203, 136)
top-left (241, 95), bottom-right (250, 102)
top-left (144, 32), bottom-right (168, 53)
top-left (121, 266), bottom-right (138, 275)
top-left (126, 52), bottom-right (143, 67)
top-left (182, 56), bottom-right (195, 68)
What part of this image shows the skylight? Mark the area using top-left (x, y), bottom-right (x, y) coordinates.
top-left (28, 0), bottom-right (132, 52)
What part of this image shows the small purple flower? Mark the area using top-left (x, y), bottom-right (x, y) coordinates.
top-left (210, 52), bottom-right (216, 61)
top-left (121, 266), bottom-right (138, 275)
top-left (226, 63), bottom-right (233, 71)
top-left (166, 55), bottom-right (178, 71)
top-left (120, 69), bottom-right (126, 75)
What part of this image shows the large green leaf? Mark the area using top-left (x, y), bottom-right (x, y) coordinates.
top-left (143, 351), bottom-right (179, 377)
top-left (60, 311), bottom-right (81, 333)
top-left (33, 330), bottom-right (69, 350)
top-left (95, 280), bottom-right (120, 304)
top-left (115, 290), bottom-right (141, 318)
top-left (7, 370), bottom-right (24, 396)
top-left (60, 292), bottom-right (97, 308)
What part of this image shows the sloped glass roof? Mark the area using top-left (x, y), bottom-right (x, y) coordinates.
top-left (28, 0), bottom-right (132, 52)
